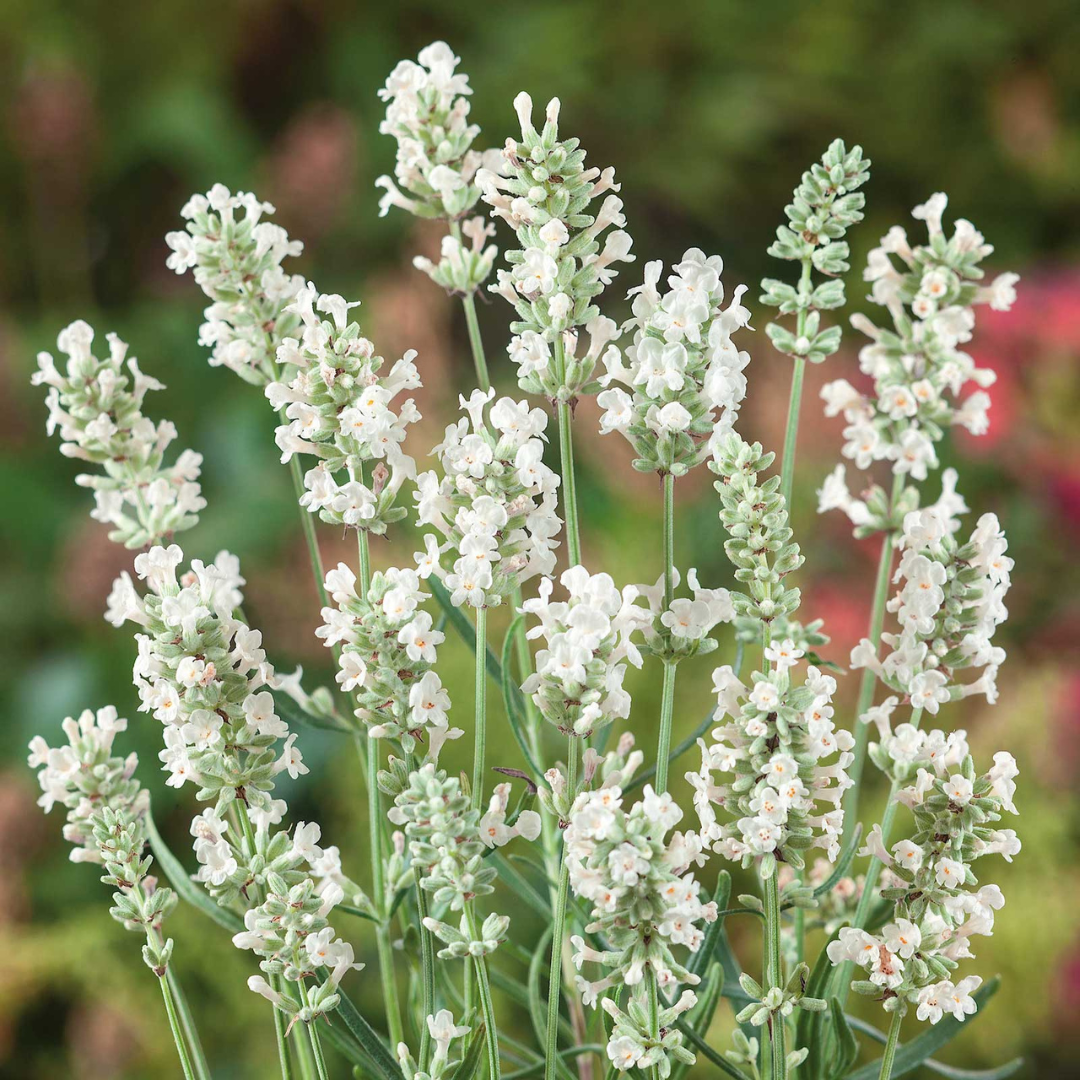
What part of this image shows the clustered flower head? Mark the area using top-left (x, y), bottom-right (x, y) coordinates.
top-left (376, 42), bottom-right (495, 224)
top-left (711, 433), bottom-right (805, 629)
top-left (634, 566), bottom-right (735, 664)
top-left (851, 503), bottom-right (1011, 716)
top-left (396, 1010), bottom-right (472, 1080)
top-left (415, 388), bottom-right (561, 607)
top-left (521, 565), bottom-right (652, 737)
top-left (385, 762), bottom-right (512, 959)
top-left (597, 248), bottom-right (752, 476)
top-left (266, 282), bottom-right (421, 534)
top-left (375, 42), bottom-right (501, 296)
top-left (829, 743), bottom-right (1019, 1023)
top-left (315, 561), bottom-right (462, 759)
top-left (478, 93), bottom-right (632, 399)
top-left (760, 138), bottom-right (870, 364)
top-left (691, 655), bottom-right (853, 874)
top-left (565, 780), bottom-right (715, 1074)
top-left (819, 194), bottom-right (1017, 531)
top-left (29, 707), bottom-right (178, 976)
top-left (32, 321), bottom-right (205, 548)
top-left (235, 869), bottom-right (363, 1024)
top-left (166, 184), bottom-right (305, 385)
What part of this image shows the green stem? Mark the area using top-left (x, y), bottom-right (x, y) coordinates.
top-left (553, 336), bottom-right (582, 567)
top-left (166, 968), bottom-right (211, 1080)
top-left (158, 971), bottom-right (197, 1080)
top-left (779, 358), bottom-right (805, 514)
top-left (662, 472), bottom-right (675, 608)
top-left (654, 661), bottom-right (677, 793)
top-left (778, 257), bottom-right (812, 511)
top-left (545, 735), bottom-right (580, 1080)
top-left (467, 906), bottom-right (502, 1080)
top-left (369, 735), bottom-right (405, 1048)
top-left (647, 967), bottom-right (661, 1080)
top-left (473, 605), bottom-right (489, 809)
top-left (844, 478), bottom-right (905, 824)
top-left (763, 872), bottom-right (785, 1080)
top-left (403, 748), bottom-right (436, 1068)
top-left (271, 975), bottom-right (297, 1080)
top-left (877, 1009), bottom-right (904, 1080)
top-left (286, 447), bottom-right (330, 611)
top-left (299, 984), bottom-right (331, 1080)
top-left (449, 219), bottom-right (492, 394)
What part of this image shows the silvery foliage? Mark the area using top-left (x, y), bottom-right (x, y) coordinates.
top-left (478, 93), bottom-right (632, 400)
top-left (29, 707), bottom-right (178, 976)
top-left (33, 320), bottom-right (205, 548)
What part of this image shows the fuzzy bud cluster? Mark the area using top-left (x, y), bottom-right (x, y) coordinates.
top-left (266, 282), bottom-right (421, 534)
top-left (416, 389), bottom-right (561, 607)
top-left (711, 434), bottom-right (804, 629)
top-left (521, 566), bottom-right (652, 737)
top-left (602, 989), bottom-right (699, 1076)
top-left (397, 1011), bottom-right (472, 1080)
top-left (376, 42), bottom-right (496, 225)
top-left (829, 745), bottom-right (1019, 1022)
top-left (566, 783), bottom-right (715, 1075)
top-left (235, 871), bottom-right (362, 1022)
top-left (634, 567), bottom-right (735, 664)
top-left (479, 92), bottom-right (632, 398)
top-left (598, 249), bottom-right (752, 475)
top-left (33, 321), bottom-right (205, 548)
top-left (387, 763), bottom-right (509, 957)
top-left (852, 506), bottom-right (1011, 715)
top-left (315, 562), bottom-right (461, 760)
top-left (819, 194), bottom-right (1017, 530)
top-left (761, 139), bottom-right (870, 363)
top-left (166, 184), bottom-right (305, 385)
top-left (29, 707), bottom-right (178, 976)
top-left (691, 655), bottom-right (852, 873)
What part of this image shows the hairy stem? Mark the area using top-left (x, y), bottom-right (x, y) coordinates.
top-left (655, 661), bottom-right (677, 793)
top-left (844, 475), bottom-right (905, 824)
top-left (545, 735), bottom-right (580, 1080)
top-left (270, 976), bottom-right (296, 1080)
top-left (763, 872), bottom-right (786, 1080)
top-left (298, 983), bottom-right (331, 1080)
top-left (553, 336), bottom-right (582, 566)
top-left (466, 905), bottom-right (502, 1080)
top-left (166, 968), bottom-right (211, 1080)
top-left (158, 971), bottom-right (197, 1080)
top-left (878, 1009), bottom-right (904, 1080)
top-left (473, 605), bottom-right (489, 809)
top-left (450, 218), bottom-right (492, 394)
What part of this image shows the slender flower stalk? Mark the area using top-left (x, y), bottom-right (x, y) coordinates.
top-left (473, 605), bottom-right (489, 807)
top-left (544, 735), bottom-right (579, 1080)
top-left (878, 1009), bottom-right (905, 1080)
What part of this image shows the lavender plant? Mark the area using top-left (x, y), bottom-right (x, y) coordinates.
top-left (30, 41), bottom-right (1024, 1080)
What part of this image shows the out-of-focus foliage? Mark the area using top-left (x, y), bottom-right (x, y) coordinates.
top-left (0, 1), bottom-right (1077, 1077)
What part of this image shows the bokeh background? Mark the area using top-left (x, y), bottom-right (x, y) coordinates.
top-left (1, 2), bottom-right (1078, 1077)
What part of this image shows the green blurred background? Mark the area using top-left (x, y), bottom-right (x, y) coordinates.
top-left (1, 1), bottom-right (1078, 1077)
